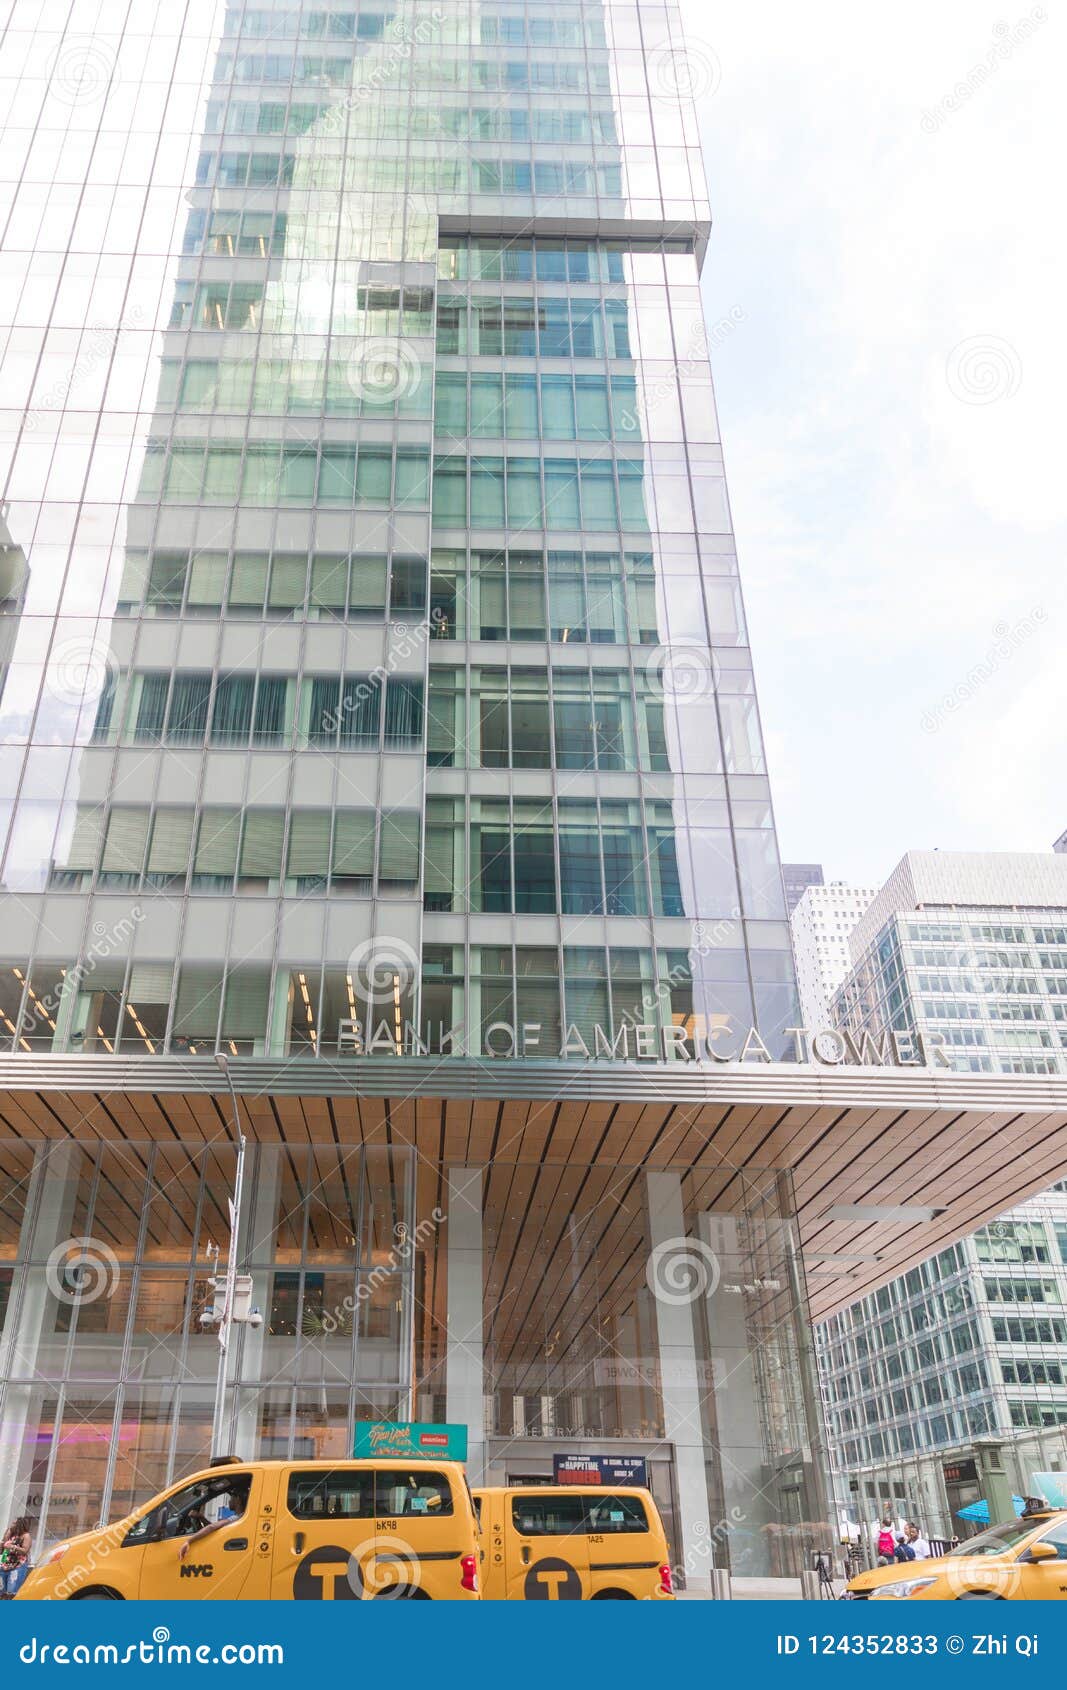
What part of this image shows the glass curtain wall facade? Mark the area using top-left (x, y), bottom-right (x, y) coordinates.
top-left (0, 1138), bottom-right (824, 1577)
top-left (834, 908), bottom-right (1067, 1077)
top-left (0, 0), bottom-right (825, 1580)
top-left (0, 0), bottom-right (795, 1063)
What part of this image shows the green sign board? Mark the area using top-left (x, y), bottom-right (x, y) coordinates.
top-left (353, 1421), bottom-right (469, 1462)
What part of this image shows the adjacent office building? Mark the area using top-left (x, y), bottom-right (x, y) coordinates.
top-left (817, 1183), bottom-right (1067, 1540)
top-left (789, 878), bottom-right (877, 1029)
top-left (782, 861), bottom-right (824, 917)
top-left (820, 852), bottom-right (1067, 1534)
top-left (0, 4), bottom-right (1065, 1588)
top-left (834, 852), bottom-right (1067, 1076)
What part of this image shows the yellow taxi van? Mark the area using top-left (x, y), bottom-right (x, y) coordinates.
top-left (18, 1458), bottom-right (481, 1601)
top-left (846, 1503), bottom-right (1067, 1600)
top-left (473, 1484), bottom-right (673, 1600)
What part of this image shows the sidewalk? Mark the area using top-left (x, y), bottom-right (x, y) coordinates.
top-left (678, 1576), bottom-right (834, 1600)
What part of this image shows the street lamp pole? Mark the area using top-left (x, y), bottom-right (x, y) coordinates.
top-left (210, 1051), bottom-right (247, 1457)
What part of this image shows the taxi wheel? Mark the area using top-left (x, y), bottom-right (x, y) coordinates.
top-left (956, 1592), bottom-right (1003, 1601)
top-left (373, 1586), bottom-right (429, 1600)
top-left (70, 1588), bottom-right (122, 1601)
top-left (591, 1589), bottom-right (635, 1600)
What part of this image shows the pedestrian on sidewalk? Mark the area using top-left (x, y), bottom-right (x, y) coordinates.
top-left (0, 1517), bottom-right (31, 1598)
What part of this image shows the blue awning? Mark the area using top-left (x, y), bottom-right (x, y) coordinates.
top-left (955, 1496), bottom-right (1025, 1523)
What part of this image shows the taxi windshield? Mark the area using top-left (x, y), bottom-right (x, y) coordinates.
top-left (946, 1519), bottom-right (1041, 1558)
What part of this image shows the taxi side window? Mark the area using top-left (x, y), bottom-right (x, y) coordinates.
top-left (288, 1471), bottom-right (374, 1519)
top-left (1037, 1522), bottom-right (1067, 1560)
top-left (585, 1494), bottom-right (648, 1534)
top-left (511, 1495), bottom-right (585, 1536)
top-left (375, 1470), bottom-right (453, 1518)
top-left (124, 1475), bottom-right (252, 1545)
top-left (286, 1470), bottom-right (454, 1519)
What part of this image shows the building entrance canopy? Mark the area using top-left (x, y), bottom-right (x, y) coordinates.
top-left (0, 1055), bottom-right (1064, 1319)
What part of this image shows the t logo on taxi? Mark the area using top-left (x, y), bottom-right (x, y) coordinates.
top-left (524, 1558), bottom-right (582, 1600)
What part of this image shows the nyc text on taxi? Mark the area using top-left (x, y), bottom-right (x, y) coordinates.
top-left (18, 1459), bottom-right (480, 1600)
top-left (847, 1505), bottom-right (1067, 1600)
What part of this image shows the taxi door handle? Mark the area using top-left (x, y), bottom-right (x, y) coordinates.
top-left (224, 1539), bottom-right (248, 1551)
top-left (521, 1546), bottom-right (530, 1565)
top-left (293, 1533), bottom-right (305, 1554)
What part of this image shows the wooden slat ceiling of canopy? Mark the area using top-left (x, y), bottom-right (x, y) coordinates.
top-left (0, 1059), bottom-right (1064, 1320)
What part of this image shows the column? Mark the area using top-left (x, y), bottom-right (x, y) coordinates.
top-left (973, 1437), bottom-right (1015, 1524)
top-left (645, 1171), bottom-right (714, 1593)
top-left (0, 1143), bottom-right (84, 1530)
top-left (445, 1167), bottom-right (485, 1484)
top-left (697, 1210), bottom-right (776, 1564)
top-left (232, 1146), bottom-right (282, 1459)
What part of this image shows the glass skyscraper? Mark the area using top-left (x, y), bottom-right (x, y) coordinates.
top-left (0, 0), bottom-right (794, 1064)
top-left (0, 0), bottom-right (844, 1588)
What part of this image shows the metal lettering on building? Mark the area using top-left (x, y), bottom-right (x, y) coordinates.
top-left (334, 1018), bottom-right (952, 1067)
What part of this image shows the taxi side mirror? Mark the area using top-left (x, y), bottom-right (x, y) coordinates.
top-left (1025, 1541), bottom-right (1058, 1562)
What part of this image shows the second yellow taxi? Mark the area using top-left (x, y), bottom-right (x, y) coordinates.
top-left (847, 1505), bottom-right (1067, 1600)
top-left (473, 1483), bottom-right (674, 1600)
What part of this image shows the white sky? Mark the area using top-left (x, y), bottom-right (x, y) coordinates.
top-left (679, 0), bottom-right (1065, 884)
